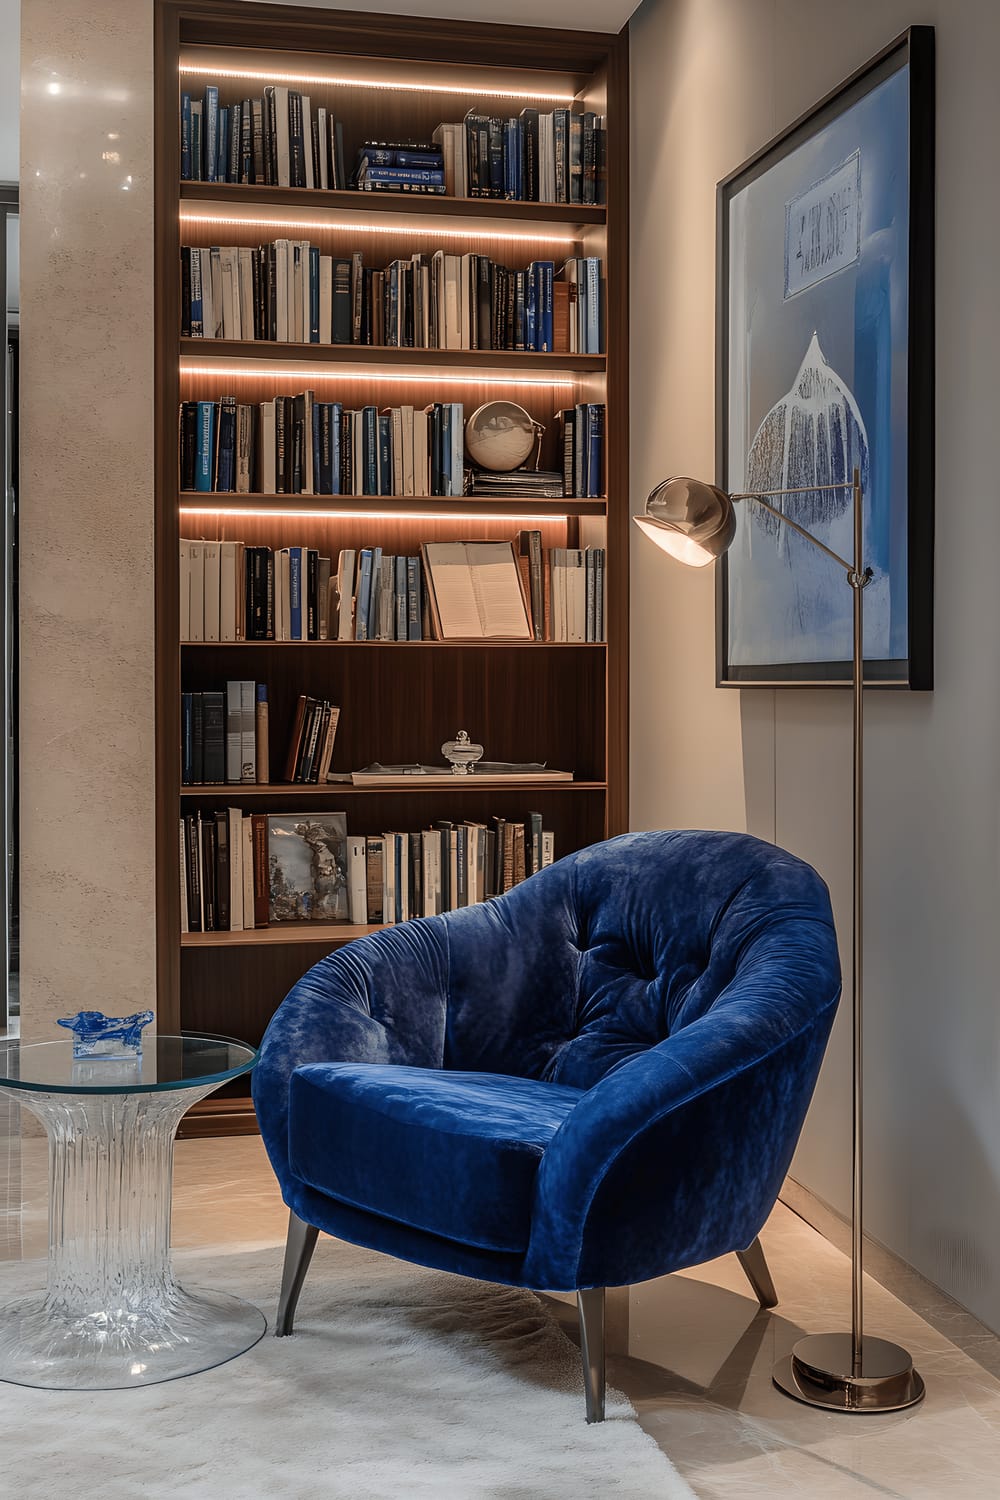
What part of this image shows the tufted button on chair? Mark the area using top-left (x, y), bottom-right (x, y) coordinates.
top-left (253, 829), bottom-right (841, 1421)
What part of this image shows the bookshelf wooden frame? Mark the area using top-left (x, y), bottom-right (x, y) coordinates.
top-left (155, 0), bottom-right (629, 1134)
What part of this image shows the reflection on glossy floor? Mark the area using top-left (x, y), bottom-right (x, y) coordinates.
top-left (4, 1131), bottom-right (1000, 1498)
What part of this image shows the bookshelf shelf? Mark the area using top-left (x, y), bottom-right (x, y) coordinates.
top-left (179, 181), bottom-right (608, 227)
top-left (180, 339), bottom-right (605, 373)
top-left (180, 780), bottom-right (606, 797)
top-left (157, 0), bottom-right (628, 1137)
top-left (182, 922), bottom-right (383, 949)
top-left (178, 493), bottom-right (608, 516)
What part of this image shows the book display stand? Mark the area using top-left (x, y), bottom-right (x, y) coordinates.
top-left (154, 0), bottom-right (628, 1134)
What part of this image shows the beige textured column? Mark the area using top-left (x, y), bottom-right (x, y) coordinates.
top-left (19, 0), bottom-right (156, 1041)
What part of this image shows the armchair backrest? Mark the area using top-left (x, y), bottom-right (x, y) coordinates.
top-left (440, 830), bottom-right (841, 1089)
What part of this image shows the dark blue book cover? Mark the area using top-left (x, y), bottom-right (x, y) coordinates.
top-left (203, 86), bottom-right (219, 183)
top-left (180, 93), bottom-right (192, 180)
top-left (240, 96), bottom-right (253, 182)
top-left (228, 101), bottom-right (241, 184)
top-left (359, 166), bottom-right (445, 185)
top-left (355, 549), bottom-right (373, 641)
top-left (525, 265), bottom-right (537, 352)
top-left (503, 120), bottom-right (518, 199)
top-left (195, 401), bottom-right (215, 491)
top-left (406, 556), bottom-right (422, 640)
top-left (394, 555), bottom-right (407, 640)
top-left (289, 546), bottom-right (303, 639)
top-left (429, 404), bottom-right (441, 494)
top-left (587, 404), bottom-right (604, 498)
top-left (537, 261), bottom-right (554, 353)
top-left (309, 245), bottom-right (320, 342)
top-left (378, 414), bottom-right (392, 496)
top-left (216, 400), bottom-right (236, 492)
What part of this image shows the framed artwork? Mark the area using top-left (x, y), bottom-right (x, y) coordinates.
top-left (716, 27), bottom-right (935, 687)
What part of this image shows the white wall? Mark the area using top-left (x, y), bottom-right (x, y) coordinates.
top-left (630, 0), bottom-right (1000, 1330)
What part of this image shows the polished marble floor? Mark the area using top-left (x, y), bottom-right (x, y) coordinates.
top-left (3, 1129), bottom-right (1000, 1497)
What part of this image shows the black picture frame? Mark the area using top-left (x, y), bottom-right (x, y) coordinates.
top-left (716, 27), bottom-right (935, 688)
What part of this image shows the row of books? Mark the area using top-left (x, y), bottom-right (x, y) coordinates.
top-left (180, 244), bottom-right (604, 354)
top-left (181, 683), bottom-right (270, 786)
top-left (180, 397), bottom-right (465, 497)
top-left (180, 536), bottom-right (607, 643)
top-left (433, 113), bottom-right (607, 204)
top-left (180, 87), bottom-right (608, 208)
top-left (180, 809), bottom-right (556, 933)
top-left (181, 85), bottom-right (347, 189)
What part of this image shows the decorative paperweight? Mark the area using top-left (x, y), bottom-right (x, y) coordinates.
top-left (56, 1008), bottom-right (155, 1059)
top-left (442, 730), bottom-right (484, 776)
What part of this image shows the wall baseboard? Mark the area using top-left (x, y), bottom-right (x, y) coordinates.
top-left (781, 1175), bottom-right (1000, 1378)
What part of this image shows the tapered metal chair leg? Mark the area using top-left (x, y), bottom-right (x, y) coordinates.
top-left (736, 1236), bottom-right (778, 1309)
top-left (275, 1211), bottom-right (320, 1336)
top-left (577, 1288), bottom-right (606, 1423)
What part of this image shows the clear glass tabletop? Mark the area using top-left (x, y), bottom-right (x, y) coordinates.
top-left (0, 1033), bottom-right (256, 1094)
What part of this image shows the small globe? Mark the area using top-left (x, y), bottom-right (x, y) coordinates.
top-left (465, 401), bottom-right (540, 472)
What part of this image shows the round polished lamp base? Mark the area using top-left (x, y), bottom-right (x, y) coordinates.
top-left (773, 1333), bottom-right (925, 1413)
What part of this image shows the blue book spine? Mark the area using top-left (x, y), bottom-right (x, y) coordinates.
top-left (394, 555), bottom-right (407, 640)
top-left (360, 166), bottom-right (446, 185)
top-left (216, 107), bottom-right (230, 184)
top-left (309, 245), bottom-right (320, 342)
top-left (289, 546), bottom-right (303, 640)
top-left (587, 404), bottom-right (604, 498)
top-left (360, 148), bottom-right (444, 168)
top-left (355, 549), bottom-right (373, 641)
top-left (181, 692), bottom-right (193, 783)
top-left (362, 406), bottom-right (378, 496)
top-left (367, 547), bottom-right (383, 641)
top-left (216, 401), bottom-right (236, 491)
top-left (180, 93), bottom-right (192, 180)
top-left (329, 402), bottom-right (342, 494)
top-left (503, 120), bottom-right (518, 199)
top-left (406, 556), bottom-right (422, 641)
top-left (195, 401), bottom-right (215, 491)
top-left (538, 261), bottom-right (554, 353)
top-left (514, 120), bottom-right (523, 199)
top-left (203, 86), bottom-right (219, 184)
top-left (311, 403), bottom-right (321, 492)
top-left (378, 415), bottom-right (392, 496)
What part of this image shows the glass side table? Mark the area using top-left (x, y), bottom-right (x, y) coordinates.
top-left (0, 1033), bottom-right (265, 1390)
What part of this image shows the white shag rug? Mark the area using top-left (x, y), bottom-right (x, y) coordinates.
top-left (2, 1239), bottom-right (694, 1500)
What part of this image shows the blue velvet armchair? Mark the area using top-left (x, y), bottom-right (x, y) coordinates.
top-left (253, 830), bottom-right (841, 1420)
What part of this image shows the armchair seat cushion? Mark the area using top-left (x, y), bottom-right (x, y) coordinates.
top-left (288, 1064), bottom-right (584, 1254)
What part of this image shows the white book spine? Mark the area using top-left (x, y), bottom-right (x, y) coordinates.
top-left (187, 542), bottom-right (205, 641)
top-left (319, 255), bottom-right (333, 344)
top-left (225, 681), bottom-right (242, 784)
top-left (203, 541), bottom-right (221, 642)
top-left (347, 835), bottom-right (367, 924)
top-left (227, 807), bottom-right (244, 931)
top-left (219, 540), bottom-right (238, 641)
top-left (240, 679), bottom-right (256, 783)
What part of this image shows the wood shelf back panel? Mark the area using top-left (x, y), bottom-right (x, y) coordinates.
top-left (181, 641), bottom-right (607, 780)
top-left (177, 508), bottom-right (570, 553)
top-left (180, 215), bottom-right (600, 268)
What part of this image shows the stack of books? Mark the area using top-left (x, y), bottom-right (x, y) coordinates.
top-left (180, 809), bottom-right (556, 933)
top-left (352, 139), bottom-right (445, 195)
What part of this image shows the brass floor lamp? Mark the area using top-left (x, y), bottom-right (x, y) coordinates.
top-left (633, 469), bottom-right (925, 1413)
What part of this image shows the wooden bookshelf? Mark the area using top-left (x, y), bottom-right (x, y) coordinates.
top-left (155, 0), bottom-right (629, 1135)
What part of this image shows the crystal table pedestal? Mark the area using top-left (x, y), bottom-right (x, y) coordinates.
top-left (0, 1036), bottom-right (265, 1390)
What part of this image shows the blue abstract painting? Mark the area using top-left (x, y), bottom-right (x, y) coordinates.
top-left (723, 61), bottom-right (914, 680)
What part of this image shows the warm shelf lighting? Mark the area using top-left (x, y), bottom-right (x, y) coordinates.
top-left (179, 362), bottom-right (578, 389)
top-left (177, 63), bottom-right (578, 104)
top-left (179, 212), bottom-right (579, 248)
top-left (179, 505), bottom-right (570, 522)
